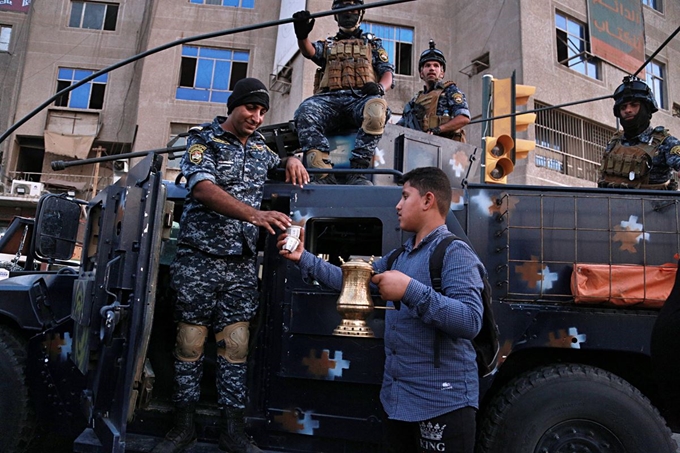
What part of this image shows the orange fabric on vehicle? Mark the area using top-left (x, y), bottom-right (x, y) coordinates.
top-left (571, 263), bottom-right (677, 308)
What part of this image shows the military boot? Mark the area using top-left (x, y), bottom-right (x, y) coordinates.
top-left (306, 149), bottom-right (337, 185)
top-left (218, 408), bottom-right (263, 453)
top-left (344, 161), bottom-right (373, 186)
top-left (152, 404), bottom-right (197, 453)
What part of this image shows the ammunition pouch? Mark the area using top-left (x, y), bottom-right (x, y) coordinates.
top-left (599, 142), bottom-right (653, 188)
top-left (315, 39), bottom-right (377, 94)
top-left (415, 81), bottom-right (466, 142)
top-left (174, 322), bottom-right (208, 362)
top-left (362, 98), bottom-right (388, 135)
top-left (215, 321), bottom-right (250, 364)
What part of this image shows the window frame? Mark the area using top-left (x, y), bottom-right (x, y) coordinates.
top-left (645, 59), bottom-right (666, 110)
top-left (68, 1), bottom-right (119, 31)
top-left (176, 45), bottom-right (249, 104)
top-left (0, 25), bottom-right (11, 52)
top-left (642, 0), bottom-right (662, 13)
top-left (362, 22), bottom-right (414, 76)
top-left (555, 11), bottom-right (600, 80)
top-left (188, 0), bottom-right (255, 8)
top-left (55, 68), bottom-right (109, 110)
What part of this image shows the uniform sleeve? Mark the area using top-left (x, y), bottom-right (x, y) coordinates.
top-left (444, 84), bottom-right (471, 119)
top-left (662, 135), bottom-right (680, 171)
top-left (371, 37), bottom-right (395, 89)
top-left (310, 40), bottom-right (327, 67)
top-left (401, 241), bottom-right (484, 339)
top-left (182, 132), bottom-right (218, 192)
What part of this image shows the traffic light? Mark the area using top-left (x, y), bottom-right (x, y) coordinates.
top-left (484, 135), bottom-right (514, 184)
top-left (482, 74), bottom-right (536, 183)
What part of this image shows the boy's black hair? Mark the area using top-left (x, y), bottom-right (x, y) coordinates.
top-left (401, 167), bottom-right (450, 216)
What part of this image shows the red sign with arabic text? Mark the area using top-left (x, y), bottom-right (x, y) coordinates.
top-left (0, 0), bottom-right (31, 13)
top-left (588, 0), bottom-right (645, 75)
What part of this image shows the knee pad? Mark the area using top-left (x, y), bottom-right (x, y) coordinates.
top-left (362, 98), bottom-right (388, 135)
top-left (215, 321), bottom-right (250, 364)
top-left (306, 149), bottom-right (332, 169)
top-left (174, 322), bottom-right (208, 362)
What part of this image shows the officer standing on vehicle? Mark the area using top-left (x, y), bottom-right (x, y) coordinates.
top-left (153, 78), bottom-right (308, 453)
top-left (397, 40), bottom-right (470, 143)
top-left (292, 0), bottom-right (394, 185)
top-left (598, 76), bottom-right (680, 189)
top-left (278, 167), bottom-right (484, 453)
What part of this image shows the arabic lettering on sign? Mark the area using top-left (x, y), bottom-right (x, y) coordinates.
top-left (588, 0), bottom-right (644, 74)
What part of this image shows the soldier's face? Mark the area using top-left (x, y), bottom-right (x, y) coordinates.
top-left (619, 101), bottom-right (641, 121)
top-left (420, 61), bottom-right (445, 84)
top-left (228, 103), bottom-right (267, 139)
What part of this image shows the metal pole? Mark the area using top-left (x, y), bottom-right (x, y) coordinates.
top-left (0, 0), bottom-right (415, 145)
top-left (480, 74), bottom-right (493, 183)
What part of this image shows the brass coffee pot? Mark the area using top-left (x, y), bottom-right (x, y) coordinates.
top-left (333, 256), bottom-right (375, 337)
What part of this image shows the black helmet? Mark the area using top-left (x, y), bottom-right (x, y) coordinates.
top-left (332, 0), bottom-right (363, 8)
top-left (613, 76), bottom-right (658, 118)
top-left (332, 0), bottom-right (364, 31)
top-left (418, 40), bottom-right (446, 71)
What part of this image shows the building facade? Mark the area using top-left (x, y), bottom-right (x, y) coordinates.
top-left (0, 0), bottom-right (679, 226)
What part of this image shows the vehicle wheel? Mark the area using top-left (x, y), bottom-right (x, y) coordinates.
top-left (0, 326), bottom-right (35, 453)
top-left (477, 363), bottom-right (677, 453)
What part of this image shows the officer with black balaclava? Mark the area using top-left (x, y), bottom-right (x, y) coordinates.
top-left (292, 0), bottom-right (394, 185)
top-left (599, 76), bottom-right (680, 190)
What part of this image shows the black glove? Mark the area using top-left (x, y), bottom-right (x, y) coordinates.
top-left (293, 10), bottom-right (315, 40)
top-left (360, 82), bottom-right (385, 96)
top-left (429, 126), bottom-right (442, 136)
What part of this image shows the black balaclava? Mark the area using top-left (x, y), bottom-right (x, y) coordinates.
top-left (620, 101), bottom-right (652, 139)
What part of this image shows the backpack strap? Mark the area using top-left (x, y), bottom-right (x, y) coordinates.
top-left (430, 235), bottom-right (456, 368)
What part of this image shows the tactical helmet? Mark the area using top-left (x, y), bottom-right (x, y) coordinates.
top-left (613, 76), bottom-right (658, 118)
top-left (332, 0), bottom-right (364, 31)
top-left (418, 40), bottom-right (446, 71)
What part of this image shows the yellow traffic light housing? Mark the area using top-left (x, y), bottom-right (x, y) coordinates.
top-left (484, 135), bottom-right (514, 184)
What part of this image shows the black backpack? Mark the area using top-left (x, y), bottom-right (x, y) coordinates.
top-left (385, 235), bottom-right (500, 378)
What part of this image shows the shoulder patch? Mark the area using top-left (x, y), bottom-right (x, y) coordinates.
top-left (453, 93), bottom-right (464, 104)
top-left (188, 144), bottom-right (206, 164)
top-left (378, 48), bottom-right (389, 62)
top-left (670, 146), bottom-right (680, 156)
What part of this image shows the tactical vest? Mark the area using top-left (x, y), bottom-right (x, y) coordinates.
top-left (314, 38), bottom-right (377, 94)
top-left (598, 129), bottom-right (670, 189)
top-left (414, 81), bottom-right (466, 143)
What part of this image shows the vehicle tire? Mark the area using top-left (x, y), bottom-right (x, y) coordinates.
top-left (0, 326), bottom-right (36, 453)
top-left (476, 363), bottom-right (677, 453)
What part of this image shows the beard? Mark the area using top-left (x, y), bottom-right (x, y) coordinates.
top-left (620, 103), bottom-right (651, 138)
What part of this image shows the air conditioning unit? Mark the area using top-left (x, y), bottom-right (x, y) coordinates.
top-left (11, 180), bottom-right (44, 197)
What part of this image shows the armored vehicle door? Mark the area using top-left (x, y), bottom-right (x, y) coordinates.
top-left (70, 153), bottom-right (173, 453)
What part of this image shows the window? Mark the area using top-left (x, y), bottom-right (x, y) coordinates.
top-left (363, 22), bottom-right (413, 76)
top-left (177, 45), bottom-right (249, 103)
top-left (189, 0), bottom-right (254, 8)
top-left (69, 2), bottom-right (118, 31)
top-left (0, 25), bottom-right (10, 52)
top-left (167, 123), bottom-right (194, 169)
top-left (555, 12), bottom-right (599, 79)
top-left (55, 68), bottom-right (108, 109)
top-left (534, 101), bottom-right (615, 183)
top-left (642, 0), bottom-right (662, 12)
top-left (645, 60), bottom-right (666, 110)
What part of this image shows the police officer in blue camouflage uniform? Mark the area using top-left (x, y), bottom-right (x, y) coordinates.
top-left (599, 76), bottom-right (680, 190)
top-left (292, 0), bottom-right (394, 185)
top-left (153, 78), bottom-right (308, 453)
top-left (398, 40), bottom-right (470, 143)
